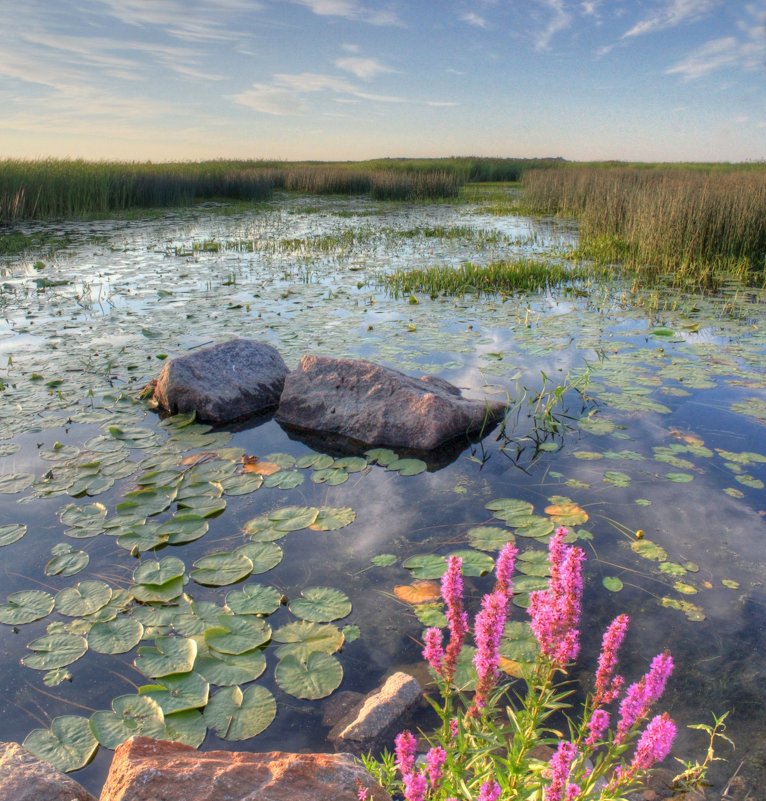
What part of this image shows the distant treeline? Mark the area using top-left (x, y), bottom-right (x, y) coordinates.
top-left (523, 163), bottom-right (766, 283)
top-left (0, 157), bottom-right (559, 223)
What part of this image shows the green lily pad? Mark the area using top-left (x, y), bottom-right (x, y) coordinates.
top-left (516, 550), bottom-right (550, 577)
top-left (272, 621), bottom-right (344, 659)
top-left (467, 526), bottom-right (515, 551)
top-left (0, 590), bottom-right (55, 625)
top-left (370, 553), bottom-right (397, 567)
top-left (631, 539), bottom-right (668, 562)
top-left (449, 549), bottom-right (495, 576)
top-left (296, 453), bottom-right (335, 469)
top-left (721, 579), bottom-right (740, 589)
top-left (402, 554), bottom-right (446, 580)
top-left (288, 587), bottom-right (352, 623)
top-left (0, 472), bottom-right (35, 493)
top-left (205, 614), bottom-right (271, 655)
top-left (226, 584), bottom-right (283, 616)
top-left (23, 715), bottom-right (98, 773)
top-left (660, 562), bottom-right (688, 577)
top-left (138, 671), bottom-right (210, 714)
top-left (45, 544), bottom-right (89, 577)
top-left (413, 603), bottom-right (447, 627)
top-left (514, 517), bottom-right (555, 539)
top-left (191, 551), bottom-right (254, 587)
top-left (268, 505), bottom-right (320, 532)
top-left (365, 448), bottom-right (399, 466)
top-left (60, 502), bottom-right (107, 536)
top-left (263, 470), bottom-right (305, 489)
top-left (177, 495), bottom-right (227, 517)
top-left (674, 581), bottom-right (698, 595)
top-left (603, 576), bottom-right (624, 592)
top-left (311, 467), bottom-right (348, 486)
top-left (332, 456), bottom-right (368, 472)
top-left (220, 473), bottom-right (264, 495)
top-left (131, 576), bottom-right (185, 603)
top-left (203, 685), bottom-right (276, 740)
top-left (162, 709), bottom-right (207, 748)
top-left (133, 557), bottom-right (186, 586)
top-left (43, 668), bottom-right (72, 687)
top-left (275, 652), bottom-right (343, 700)
top-left (194, 650), bottom-right (267, 686)
top-left (134, 636), bottom-right (197, 678)
top-left (55, 581), bottom-right (112, 617)
top-left (309, 507), bottom-right (356, 531)
top-left (512, 574), bottom-right (548, 593)
top-left (666, 472), bottom-right (694, 483)
top-left (501, 621), bottom-right (539, 663)
top-left (386, 458), bottom-right (427, 476)
top-left (22, 632), bottom-right (88, 670)
top-left (88, 618), bottom-right (144, 654)
top-left (235, 542), bottom-right (284, 574)
top-left (156, 514), bottom-right (209, 544)
top-left (603, 470), bottom-right (631, 488)
top-left (0, 523), bottom-right (27, 547)
top-left (89, 694), bottom-right (166, 749)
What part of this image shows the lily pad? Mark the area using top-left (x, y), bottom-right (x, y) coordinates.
top-left (55, 581), bottom-right (112, 617)
top-left (365, 448), bottom-right (398, 466)
top-left (0, 590), bottom-right (55, 625)
top-left (370, 553), bottom-right (397, 567)
top-left (0, 523), bottom-right (27, 547)
top-left (603, 576), bottom-right (624, 592)
top-left (309, 507), bottom-right (356, 531)
top-left (467, 526), bottom-right (515, 551)
top-left (413, 603), bottom-right (447, 627)
top-left (275, 652), bottom-right (343, 700)
top-left (631, 539), bottom-right (668, 562)
top-left (288, 587), bottom-right (352, 622)
top-left (156, 514), bottom-right (209, 545)
top-left (134, 636), bottom-right (197, 678)
top-left (22, 632), bottom-right (88, 670)
top-left (311, 467), bottom-right (349, 486)
top-left (0, 472), bottom-right (35, 493)
top-left (226, 584), bottom-right (283, 616)
top-left (162, 709), bottom-right (207, 748)
top-left (516, 550), bottom-right (550, 577)
top-left (268, 505), bottom-right (320, 532)
top-left (194, 650), bottom-right (267, 686)
top-left (235, 542), bottom-right (284, 574)
top-left (203, 685), bottom-right (276, 740)
top-left (133, 557), bottom-right (186, 587)
top-left (191, 551), bottom-right (254, 587)
top-left (138, 671), bottom-right (210, 714)
top-left (394, 581), bottom-right (442, 605)
top-left (272, 620), bottom-right (344, 659)
top-left (263, 470), bottom-right (304, 489)
top-left (23, 715), bottom-right (98, 773)
top-left (386, 458), bottom-right (427, 476)
top-left (131, 576), bottom-right (185, 603)
top-left (89, 694), bottom-right (166, 749)
top-left (45, 544), bottom-right (89, 577)
top-left (205, 615), bottom-right (272, 655)
top-left (402, 554), bottom-right (446, 580)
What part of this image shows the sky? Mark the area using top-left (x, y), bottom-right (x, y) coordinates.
top-left (0, 0), bottom-right (764, 163)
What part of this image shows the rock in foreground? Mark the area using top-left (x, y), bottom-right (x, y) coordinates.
top-left (99, 737), bottom-right (390, 801)
top-left (152, 339), bottom-right (288, 424)
top-left (0, 741), bottom-right (96, 801)
top-left (276, 355), bottom-right (506, 450)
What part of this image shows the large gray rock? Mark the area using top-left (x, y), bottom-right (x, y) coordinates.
top-left (0, 741), bottom-right (96, 801)
top-left (276, 355), bottom-right (506, 450)
top-left (152, 339), bottom-right (288, 424)
top-left (329, 672), bottom-right (422, 751)
top-left (98, 737), bottom-right (390, 801)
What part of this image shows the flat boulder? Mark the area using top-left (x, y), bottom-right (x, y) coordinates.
top-left (99, 737), bottom-right (390, 801)
top-left (152, 339), bottom-right (288, 424)
top-left (276, 355), bottom-right (506, 450)
top-left (0, 741), bottom-right (96, 801)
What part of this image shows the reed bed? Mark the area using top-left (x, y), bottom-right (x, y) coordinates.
top-left (385, 258), bottom-right (608, 297)
top-left (523, 166), bottom-right (766, 283)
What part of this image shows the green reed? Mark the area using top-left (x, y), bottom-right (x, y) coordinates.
top-left (522, 165), bottom-right (766, 285)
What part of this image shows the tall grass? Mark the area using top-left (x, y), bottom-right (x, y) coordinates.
top-left (523, 165), bottom-right (766, 283)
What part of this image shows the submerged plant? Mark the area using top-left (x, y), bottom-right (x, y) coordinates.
top-left (364, 528), bottom-right (726, 800)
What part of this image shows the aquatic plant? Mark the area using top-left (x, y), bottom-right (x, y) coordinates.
top-left (364, 528), bottom-right (722, 800)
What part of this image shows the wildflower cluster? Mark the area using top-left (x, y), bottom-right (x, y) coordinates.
top-left (365, 527), bottom-right (692, 801)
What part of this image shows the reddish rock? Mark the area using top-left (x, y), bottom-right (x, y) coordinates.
top-left (152, 339), bottom-right (288, 424)
top-left (0, 741), bottom-right (96, 801)
top-left (276, 355), bottom-right (506, 450)
top-left (99, 737), bottom-right (390, 801)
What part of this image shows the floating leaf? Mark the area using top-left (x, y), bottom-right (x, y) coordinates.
top-left (89, 695), bottom-right (166, 749)
top-left (0, 590), bottom-right (55, 625)
top-left (289, 587), bottom-right (352, 622)
top-left (242, 458), bottom-right (280, 476)
top-left (275, 652), bottom-right (343, 700)
top-left (22, 633), bottom-right (88, 670)
top-left (572, 451), bottom-right (603, 461)
top-left (220, 473), bottom-right (264, 495)
top-left (665, 472), bottom-right (694, 483)
top-left (631, 539), bottom-right (668, 562)
top-left (194, 650), bottom-right (267, 686)
top-left (467, 526), bottom-right (515, 551)
top-left (205, 615), bottom-right (271, 655)
top-left (139, 672), bottom-right (210, 714)
top-left (332, 456), bottom-right (367, 473)
top-left (191, 551), bottom-right (253, 587)
top-left (311, 467), bottom-right (348, 485)
top-left (501, 621), bottom-right (539, 664)
top-left (134, 636), bottom-right (197, 678)
top-left (45, 544), bottom-right (89, 577)
top-left (365, 448), bottom-right (398, 466)
top-left (514, 517), bottom-right (555, 539)
top-left (226, 584), bottom-right (282, 616)
top-left (133, 557), bottom-right (186, 587)
top-left (0, 523), bottom-right (27, 547)
top-left (268, 505), bottom-right (320, 532)
top-left (263, 470), bottom-right (304, 489)
top-left (342, 624), bottom-right (361, 642)
top-left (721, 579), bottom-right (740, 590)
top-left (659, 562), bottom-right (687, 577)
top-left (43, 668), bottom-right (72, 687)
top-left (88, 618), bottom-right (144, 654)
top-left (55, 581), bottom-right (112, 617)
top-left (402, 554), bottom-right (446, 580)
top-left (413, 603), bottom-right (446, 627)
top-left (370, 553), bottom-right (397, 567)
top-left (603, 471), bottom-right (631, 488)
top-left (157, 514), bottom-right (209, 545)
top-left (516, 550), bottom-right (550, 577)
top-left (394, 581), bottom-right (441, 605)
top-left (162, 709), bottom-right (207, 748)
top-left (603, 576), bottom-right (624, 592)
top-left (674, 581), bottom-right (698, 595)
top-left (131, 576), bottom-right (185, 603)
top-left (236, 542), bottom-right (283, 574)
top-left (203, 684), bottom-right (276, 740)
top-left (296, 453), bottom-right (335, 469)
top-left (23, 715), bottom-right (98, 773)
top-left (272, 621), bottom-right (344, 659)
top-left (544, 502), bottom-right (589, 526)
top-left (449, 549), bottom-right (494, 576)
top-left (309, 506), bottom-right (356, 531)
top-left (486, 498), bottom-right (534, 517)
top-left (387, 458), bottom-right (427, 476)
top-left (0, 472), bottom-right (35, 493)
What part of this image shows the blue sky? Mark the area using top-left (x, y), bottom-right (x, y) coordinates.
top-left (1, 1), bottom-right (764, 162)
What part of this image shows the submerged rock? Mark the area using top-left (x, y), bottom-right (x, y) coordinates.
top-left (99, 737), bottom-right (390, 801)
top-left (276, 355), bottom-right (506, 450)
top-left (152, 339), bottom-right (288, 424)
top-left (329, 671), bottom-right (422, 753)
top-left (0, 741), bottom-right (96, 801)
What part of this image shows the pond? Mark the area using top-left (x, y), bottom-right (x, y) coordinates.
top-left (0, 188), bottom-right (765, 795)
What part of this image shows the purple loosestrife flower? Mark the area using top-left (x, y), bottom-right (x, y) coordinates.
top-left (423, 627), bottom-right (445, 675)
top-left (470, 590), bottom-right (508, 714)
top-left (528, 528), bottom-right (585, 666)
top-left (442, 555), bottom-right (469, 684)
top-left (403, 772), bottom-right (428, 801)
top-left (610, 713), bottom-right (676, 790)
top-left (593, 614), bottom-right (630, 707)
top-left (477, 780), bottom-right (502, 801)
top-left (545, 741), bottom-right (579, 801)
top-left (585, 708), bottom-right (610, 746)
top-left (616, 651), bottom-right (674, 744)
top-left (493, 541), bottom-right (518, 599)
top-left (395, 730), bottom-right (417, 776)
top-left (425, 746), bottom-right (447, 790)
top-left (564, 783), bottom-right (580, 800)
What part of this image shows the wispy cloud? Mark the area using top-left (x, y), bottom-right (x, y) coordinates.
top-left (534, 0), bottom-right (573, 51)
top-left (461, 12), bottom-right (488, 29)
top-left (290, 0), bottom-right (400, 26)
top-left (665, 3), bottom-right (766, 79)
top-left (335, 56), bottom-right (395, 79)
top-left (622, 0), bottom-right (720, 38)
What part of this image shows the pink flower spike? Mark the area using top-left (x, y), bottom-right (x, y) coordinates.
top-left (357, 787), bottom-right (369, 801)
top-left (403, 772), bottom-right (427, 801)
top-left (478, 780), bottom-right (502, 801)
top-left (494, 541), bottom-right (518, 598)
top-left (423, 627), bottom-right (445, 676)
top-left (471, 590), bottom-right (508, 713)
top-left (616, 651), bottom-right (674, 743)
top-left (425, 746), bottom-right (447, 790)
top-left (395, 730), bottom-right (417, 777)
top-left (631, 713), bottom-right (677, 772)
top-left (593, 614), bottom-right (630, 707)
top-left (441, 555), bottom-right (468, 684)
top-left (545, 741), bottom-right (579, 801)
top-left (585, 709), bottom-right (610, 746)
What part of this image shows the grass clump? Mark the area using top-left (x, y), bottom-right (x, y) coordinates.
top-left (385, 258), bottom-right (608, 297)
top-left (523, 165), bottom-right (766, 285)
